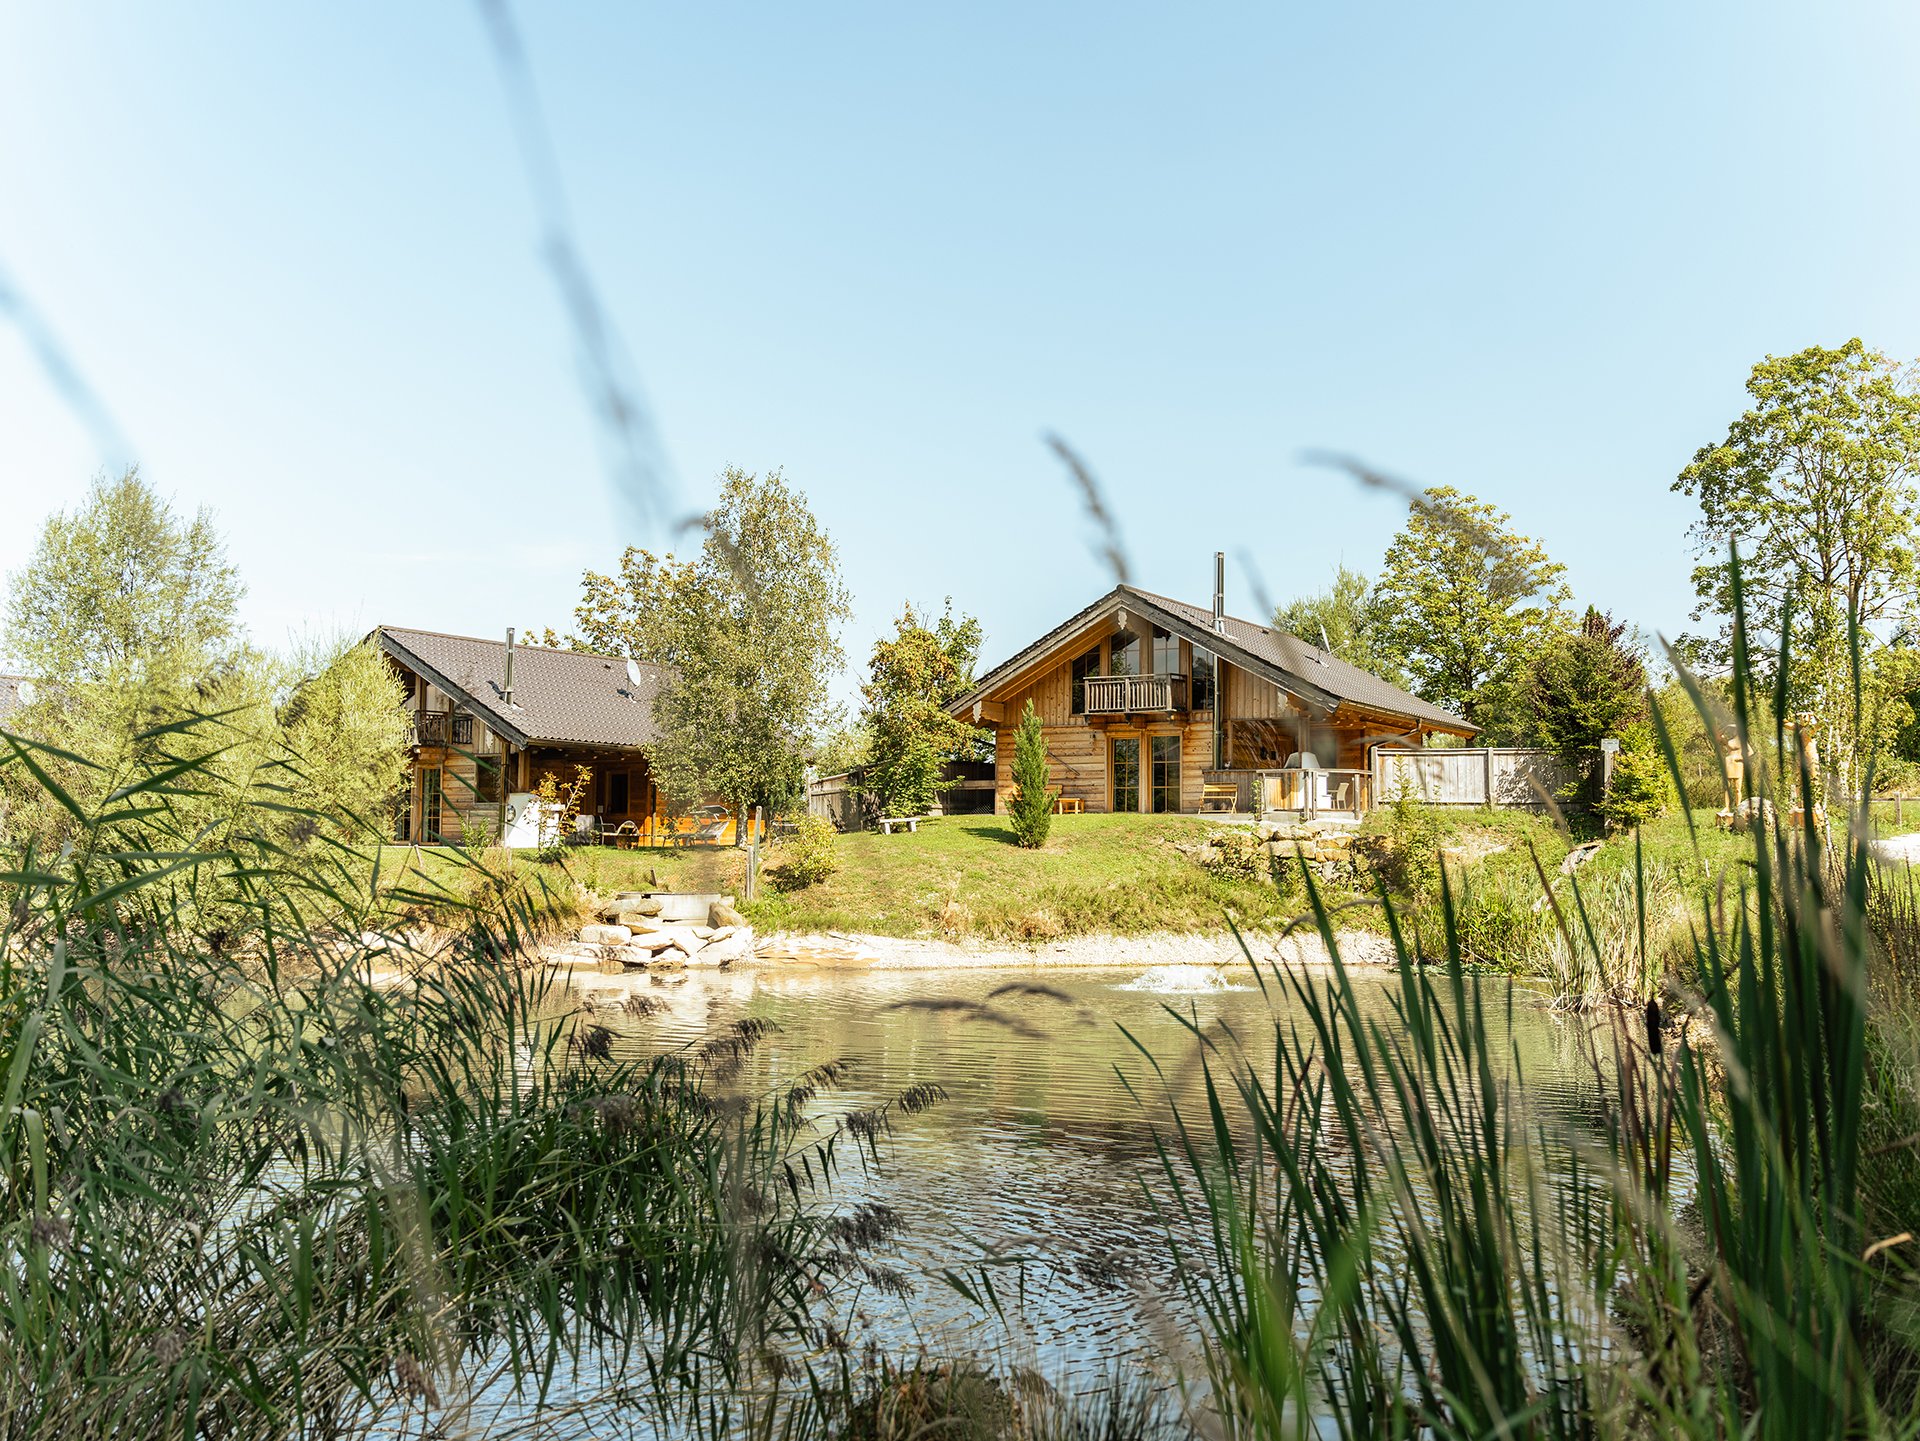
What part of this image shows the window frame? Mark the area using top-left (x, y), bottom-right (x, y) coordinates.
top-left (1150, 734), bottom-right (1182, 813)
top-left (1112, 736), bottom-right (1141, 814)
top-left (1070, 647), bottom-right (1100, 716)
top-left (420, 767), bottom-right (444, 843)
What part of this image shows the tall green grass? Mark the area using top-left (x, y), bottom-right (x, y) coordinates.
top-left (0, 711), bottom-right (896, 1438)
top-left (1141, 559), bottom-right (1920, 1437)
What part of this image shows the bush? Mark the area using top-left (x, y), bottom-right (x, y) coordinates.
top-left (1354, 784), bottom-right (1442, 899)
top-left (1600, 723), bottom-right (1673, 831)
top-left (1007, 701), bottom-right (1052, 849)
top-left (769, 814), bottom-right (839, 891)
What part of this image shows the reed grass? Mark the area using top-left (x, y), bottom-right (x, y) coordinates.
top-left (0, 711), bottom-right (905, 1438)
top-left (1134, 555), bottom-right (1920, 1438)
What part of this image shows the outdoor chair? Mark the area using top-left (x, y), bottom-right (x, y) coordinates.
top-left (676, 806), bottom-right (731, 848)
top-left (608, 820), bottom-right (640, 850)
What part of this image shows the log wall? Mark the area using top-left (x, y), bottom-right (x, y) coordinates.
top-left (994, 715), bottom-right (1216, 814)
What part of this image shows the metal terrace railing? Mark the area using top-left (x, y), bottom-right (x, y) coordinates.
top-left (1082, 673), bottom-right (1188, 715)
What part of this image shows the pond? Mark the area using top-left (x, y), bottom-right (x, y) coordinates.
top-left (552, 958), bottom-right (1613, 1390)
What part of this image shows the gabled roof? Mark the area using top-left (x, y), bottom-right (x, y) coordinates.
top-left (951, 585), bottom-right (1474, 734)
top-left (373, 627), bottom-right (670, 750)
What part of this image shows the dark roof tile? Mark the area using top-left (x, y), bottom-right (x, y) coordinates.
top-left (375, 628), bottom-right (669, 749)
top-left (952, 586), bottom-right (1473, 734)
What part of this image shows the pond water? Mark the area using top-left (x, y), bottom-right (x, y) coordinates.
top-left (551, 958), bottom-right (1613, 1388)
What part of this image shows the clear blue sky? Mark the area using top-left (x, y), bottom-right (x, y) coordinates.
top-left (4, 3), bottom-right (1918, 700)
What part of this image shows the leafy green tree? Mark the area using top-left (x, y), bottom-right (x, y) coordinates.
top-left (1370, 486), bottom-right (1571, 738)
top-left (810, 723), bottom-right (872, 779)
top-left (1272, 565), bottom-right (1402, 684)
top-left (570, 467), bottom-right (852, 822)
top-left (1674, 340), bottom-right (1920, 795)
top-left (2, 472), bottom-right (256, 846)
top-left (1007, 700), bottom-right (1052, 848)
top-left (1523, 608), bottom-right (1648, 770)
top-left (860, 602), bottom-right (986, 817)
top-left (276, 636), bottom-right (411, 838)
top-left (3, 468), bottom-right (242, 688)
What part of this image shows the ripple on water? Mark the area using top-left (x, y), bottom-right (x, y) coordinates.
top-left (537, 962), bottom-right (1609, 1381)
top-left (1114, 963), bottom-right (1252, 993)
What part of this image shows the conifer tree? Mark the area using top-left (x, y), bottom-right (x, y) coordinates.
top-left (1007, 700), bottom-right (1052, 848)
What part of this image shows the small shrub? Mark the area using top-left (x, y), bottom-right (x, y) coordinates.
top-left (1013, 908), bottom-right (1062, 942)
top-left (1201, 828), bottom-right (1268, 882)
top-left (769, 815), bottom-right (840, 891)
top-left (533, 764), bottom-right (592, 862)
top-left (1007, 700), bottom-right (1052, 849)
top-left (460, 812), bottom-right (495, 856)
top-left (1354, 784), bottom-right (1442, 899)
top-left (1599, 723), bottom-right (1673, 831)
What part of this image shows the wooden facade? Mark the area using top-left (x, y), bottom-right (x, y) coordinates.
top-left (954, 584), bottom-right (1476, 818)
top-left (380, 635), bottom-right (730, 847)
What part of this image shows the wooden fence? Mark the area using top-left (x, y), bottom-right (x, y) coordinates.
top-left (1373, 747), bottom-right (1575, 809)
top-left (807, 772), bottom-right (870, 832)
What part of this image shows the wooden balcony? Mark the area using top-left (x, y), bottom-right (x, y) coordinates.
top-left (1082, 672), bottom-right (1187, 715)
top-left (410, 712), bottom-right (473, 748)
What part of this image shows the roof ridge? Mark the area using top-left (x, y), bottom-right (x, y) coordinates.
top-left (379, 624), bottom-right (645, 663)
top-left (1118, 583), bottom-right (1294, 641)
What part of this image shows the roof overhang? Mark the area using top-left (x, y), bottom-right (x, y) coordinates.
top-left (374, 628), bottom-right (533, 749)
top-left (949, 588), bottom-right (1344, 722)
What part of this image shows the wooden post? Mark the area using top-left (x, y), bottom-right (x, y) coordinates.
top-left (745, 804), bottom-right (762, 902)
top-left (1484, 747), bottom-right (1495, 808)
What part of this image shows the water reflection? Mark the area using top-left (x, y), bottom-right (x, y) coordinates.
top-left (542, 960), bottom-right (1615, 1380)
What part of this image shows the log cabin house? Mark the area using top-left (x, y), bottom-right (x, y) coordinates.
top-left (946, 560), bottom-right (1476, 819)
top-left (374, 626), bottom-right (718, 847)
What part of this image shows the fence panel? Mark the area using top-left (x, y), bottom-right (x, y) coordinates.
top-left (1373, 748), bottom-right (1572, 809)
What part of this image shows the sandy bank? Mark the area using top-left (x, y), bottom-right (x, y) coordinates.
top-left (745, 927), bottom-right (1403, 971)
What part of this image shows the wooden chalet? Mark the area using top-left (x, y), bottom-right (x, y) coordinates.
top-left (374, 626), bottom-right (712, 847)
top-left (946, 560), bottom-right (1476, 819)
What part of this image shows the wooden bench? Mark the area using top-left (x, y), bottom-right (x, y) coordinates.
top-left (1052, 794), bottom-right (1084, 815)
top-left (1202, 783), bottom-right (1240, 813)
top-left (877, 816), bottom-right (922, 835)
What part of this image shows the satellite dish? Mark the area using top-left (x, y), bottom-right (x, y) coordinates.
top-left (15, 680), bottom-right (34, 705)
top-left (624, 658), bottom-right (645, 690)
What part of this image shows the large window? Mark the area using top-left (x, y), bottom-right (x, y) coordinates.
top-left (1191, 647), bottom-right (1216, 712)
top-left (1112, 737), bottom-right (1140, 813)
top-left (1151, 626), bottom-right (1179, 676)
top-left (1151, 735), bottom-right (1181, 813)
top-left (476, 755), bottom-right (505, 804)
top-left (1110, 632), bottom-right (1141, 676)
top-left (1070, 647), bottom-right (1099, 716)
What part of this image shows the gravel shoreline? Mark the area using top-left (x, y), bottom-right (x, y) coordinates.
top-left (744, 926), bottom-right (1404, 971)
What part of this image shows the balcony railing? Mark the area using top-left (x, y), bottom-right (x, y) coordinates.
top-left (411, 711), bottom-right (474, 747)
top-left (1082, 672), bottom-right (1187, 715)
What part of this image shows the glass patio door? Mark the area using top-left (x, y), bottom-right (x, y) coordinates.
top-left (420, 767), bottom-right (443, 844)
top-left (1151, 735), bottom-right (1181, 813)
top-left (1112, 737), bottom-right (1140, 813)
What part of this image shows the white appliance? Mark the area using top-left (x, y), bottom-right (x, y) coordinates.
top-left (502, 793), bottom-right (544, 849)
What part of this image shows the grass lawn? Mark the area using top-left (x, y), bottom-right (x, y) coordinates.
top-left (383, 814), bottom-right (1308, 943)
top-left (372, 796), bottom-right (1863, 949)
